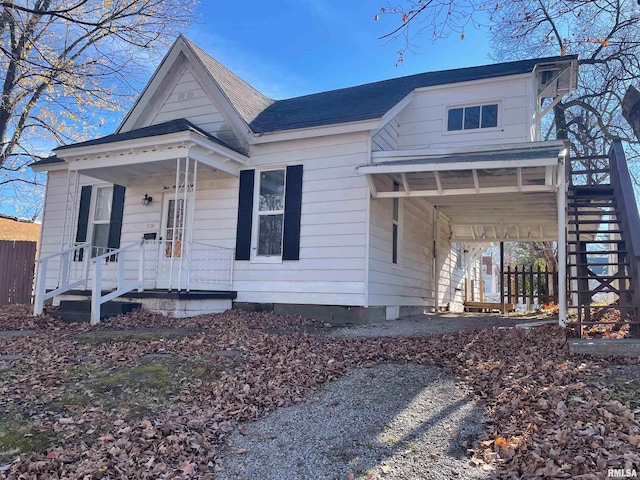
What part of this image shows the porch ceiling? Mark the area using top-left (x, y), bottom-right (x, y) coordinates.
top-left (357, 143), bottom-right (566, 242)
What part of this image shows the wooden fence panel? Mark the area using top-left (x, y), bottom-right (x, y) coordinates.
top-left (0, 240), bottom-right (37, 305)
top-left (503, 264), bottom-right (559, 306)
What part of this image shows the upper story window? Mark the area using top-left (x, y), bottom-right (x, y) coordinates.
top-left (447, 103), bottom-right (498, 131)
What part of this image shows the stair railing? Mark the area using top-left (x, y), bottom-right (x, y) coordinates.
top-left (90, 241), bottom-right (145, 326)
top-left (608, 140), bottom-right (640, 324)
top-left (34, 242), bottom-right (90, 316)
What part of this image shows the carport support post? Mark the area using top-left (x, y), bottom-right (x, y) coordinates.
top-left (557, 154), bottom-right (567, 327)
top-left (500, 242), bottom-right (505, 314)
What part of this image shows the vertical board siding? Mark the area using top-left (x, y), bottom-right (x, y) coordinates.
top-left (0, 240), bottom-right (36, 305)
top-left (368, 172), bottom-right (434, 307)
top-left (397, 77), bottom-right (532, 150)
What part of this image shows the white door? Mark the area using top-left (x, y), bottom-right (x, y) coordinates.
top-left (156, 195), bottom-right (189, 289)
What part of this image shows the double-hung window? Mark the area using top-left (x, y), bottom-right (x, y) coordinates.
top-left (447, 103), bottom-right (498, 131)
top-left (92, 186), bottom-right (113, 257)
top-left (257, 169), bottom-right (286, 256)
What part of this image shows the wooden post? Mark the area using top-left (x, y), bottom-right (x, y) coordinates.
top-left (500, 242), bottom-right (505, 314)
top-left (529, 265), bottom-right (535, 307)
top-left (507, 266), bottom-right (513, 308)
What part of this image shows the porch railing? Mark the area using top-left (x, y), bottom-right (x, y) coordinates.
top-left (34, 238), bottom-right (235, 324)
top-left (90, 241), bottom-right (145, 325)
top-left (140, 240), bottom-right (234, 291)
top-left (33, 242), bottom-right (90, 315)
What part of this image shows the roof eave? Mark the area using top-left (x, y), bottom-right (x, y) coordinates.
top-left (54, 130), bottom-right (248, 164)
top-left (250, 118), bottom-right (383, 144)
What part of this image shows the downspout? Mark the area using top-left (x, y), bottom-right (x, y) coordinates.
top-left (557, 151), bottom-right (567, 327)
top-left (433, 206), bottom-right (438, 309)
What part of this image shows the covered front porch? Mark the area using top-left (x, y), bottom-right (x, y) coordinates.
top-left (34, 119), bottom-right (247, 324)
top-left (357, 140), bottom-right (568, 324)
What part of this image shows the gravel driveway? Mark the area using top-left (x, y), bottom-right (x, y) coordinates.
top-left (216, 364), bottom-right (491, 480)
top-left (326, 312), bottom-right (557, 339)
top-left (216, 313), bottom-right (556, 479)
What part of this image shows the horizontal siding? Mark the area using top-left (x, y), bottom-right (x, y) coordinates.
top-left (236, 132), bottom-right (370, 305)
top-left (397, 76), bottom-right (532, 150)
top-left (436, 213), bottom-right (464, 310)
top-left (149, 67), bottom-right (236, 144)
top-left (367, 172), bottom-right (434, 308)
top-left (38, 170), bottom-right (106, 290)
top-left (372, 117), bottom-right (399, 151)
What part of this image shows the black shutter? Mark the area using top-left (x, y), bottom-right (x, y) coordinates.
top-left (282, 165), bottom-right (303, 261)
top-left (107, 185), bottom-right (126, 249)
top-left (235, 170), bottom-right (255, 260)
top-left (74, 185), bottom-right (92, 261)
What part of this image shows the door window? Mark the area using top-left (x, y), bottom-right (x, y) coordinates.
top-left (165, 198), bottom-right (185, 258)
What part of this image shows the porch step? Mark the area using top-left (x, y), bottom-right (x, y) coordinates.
top-left (50, 300), bottom-right (141, 323)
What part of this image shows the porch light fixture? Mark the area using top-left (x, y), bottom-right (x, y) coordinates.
top-left (142, 194), bottom-right (153, 206)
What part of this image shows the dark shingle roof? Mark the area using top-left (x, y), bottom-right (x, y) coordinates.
top-left (31, 155), bottom-right (63, 167)
top-left (247, 55), bottom-right (577, 133)
top-left (184, 37), bottom-right (274, 125)
top-left (54, 118), bottom-right (245, 154)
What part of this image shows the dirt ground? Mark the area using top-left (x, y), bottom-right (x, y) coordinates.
top-left (0, 305), bottom-right (639, 479)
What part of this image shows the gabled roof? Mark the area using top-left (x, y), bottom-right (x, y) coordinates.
top-left (248, 55), bottom-right (577, 133)
top-left (184, 38), bottom-right (274, 126)
top-left (54, 118), bottom-right (244, 155)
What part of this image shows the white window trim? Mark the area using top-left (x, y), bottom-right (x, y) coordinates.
top-left (88, 183), bottom-right (113, 257)
top-left (250, 167), bottom-right (286, 264)
top-left (442, 100), bottom-right (502, 135)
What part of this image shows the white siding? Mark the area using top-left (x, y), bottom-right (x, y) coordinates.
top-left (435, 213), bottom-right (465, 311)
top-left (368, 174), bottom-right (434, 308)
top-left (371, 117), bottom-right (399, 151)
top-left (148, 67), bottom-right (238, 147)
top-left (38, 170), bottom-right (105, 290)
top-left (233, 132), bottom-right (371, 305)
top-left (397, 76), bottom-right (533, 150)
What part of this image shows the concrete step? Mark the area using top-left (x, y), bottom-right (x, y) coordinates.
top-left (50, 300), bottom-right (141, 323)
top-left (568, 338), bottom-right (640, 357)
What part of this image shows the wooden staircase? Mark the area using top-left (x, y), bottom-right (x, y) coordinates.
top-left (568, 143), bottom-right (640, 337)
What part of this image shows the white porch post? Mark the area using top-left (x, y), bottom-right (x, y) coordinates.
top-left (557, 154), bottom-right (567, 327)
top-left (186, 159), bottom-right (198, 292)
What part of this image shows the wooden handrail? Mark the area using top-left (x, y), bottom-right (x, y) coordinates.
top-left (608, 140), bottom-right (640, 259)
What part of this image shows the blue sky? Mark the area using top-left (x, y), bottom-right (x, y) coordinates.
top-left (185, 1), bottom-right (492, 100)
top-left (8, 1), bottom-right (493, 220)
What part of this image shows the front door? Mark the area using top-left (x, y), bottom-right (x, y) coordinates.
top-left (156, 195), bottom-right (189, 289)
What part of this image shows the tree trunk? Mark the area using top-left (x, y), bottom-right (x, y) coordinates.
top-left (622, 86), bottom-right (640, 140)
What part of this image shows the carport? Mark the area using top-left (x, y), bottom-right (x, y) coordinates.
top-left (356, 140), bottom-right (568, 324)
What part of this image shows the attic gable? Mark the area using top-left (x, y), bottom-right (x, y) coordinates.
top-left (118, 35), bottom-right (272, 152)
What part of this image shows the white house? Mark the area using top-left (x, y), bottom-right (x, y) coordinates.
top-left (31, 35), bottom-right (578, 325)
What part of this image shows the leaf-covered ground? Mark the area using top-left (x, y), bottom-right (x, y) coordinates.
top-left (0, 305), bottom-right (638, 479)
